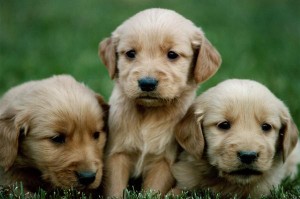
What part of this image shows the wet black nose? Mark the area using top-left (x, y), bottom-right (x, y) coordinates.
top-left (237, 151), bottom-right (258, 164)
top-left (138, 77), bottom-right (158, 92)
top-left (76, 171), bottom-right (96, 186)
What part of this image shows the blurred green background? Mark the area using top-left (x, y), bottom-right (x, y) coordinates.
top-left (1, 0), bottom-right (300, 127)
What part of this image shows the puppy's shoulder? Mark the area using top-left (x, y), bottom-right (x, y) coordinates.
top-left (172, 151), bottom-right (209, 189)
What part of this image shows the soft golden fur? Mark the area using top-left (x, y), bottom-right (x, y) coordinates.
top-left (98, 8), bottom-right (221, 197)
top-left (172, 79), bottom-right (300, 198)
top-left (0, 75), bottom-right (109, 192)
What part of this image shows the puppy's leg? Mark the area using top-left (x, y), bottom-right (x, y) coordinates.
top-left (169, 187), bottom-right (183, 195)
top-left (104, 153), bottom-right (132, 197)
top-left (142, 159), bottom-right (175, 195)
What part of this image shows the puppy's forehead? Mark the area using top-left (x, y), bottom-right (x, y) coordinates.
top-left (30, 78), bottom-right (104, 134)
top-left (114, 8), bottom-right (200, 52)
top-left (199, 79), bottom-right (285, 126)
top-left (52, 95), bottom-right (103, 125)
top-left (115, 8), bottom-right (196, 34)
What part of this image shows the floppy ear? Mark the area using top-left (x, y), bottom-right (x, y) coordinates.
top-left (0, 108), bottom-right (29, 171)
top-left (280, 117), bottom-right (299, 162)
top-left (192, 31), bottom-right (222, 83)
top-left (95, 94), bottom-right (110, 134)
top-left (98, 37), bottom-right (118, 79)
top-left (175, 104), bottom-right (205, 159)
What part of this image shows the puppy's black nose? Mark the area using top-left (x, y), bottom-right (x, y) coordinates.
top-left (237, 151), bottom-right (258, 164)
top-left (138, 77), bottom-right (158, 92)
top-left (76, 171), bottom-right (96, 186)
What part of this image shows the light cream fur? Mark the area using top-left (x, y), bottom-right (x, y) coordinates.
top-left (98, 8), bottom-right (221, 197)
top-left (0, 75), bottom-right (109, 192)
top-left (172, 79), bottom-right (300, 198)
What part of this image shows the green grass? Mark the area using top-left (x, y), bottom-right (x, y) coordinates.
top-left (0, 183), bottom-right (94, 199)
top-left (1, 0), bottom-right (300, 198)
top-left (1, 178), bottom-right (300, 199)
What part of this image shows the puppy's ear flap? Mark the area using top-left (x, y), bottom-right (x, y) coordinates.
top-left (280, 116), bottom-right (299, 162)
top-left (0, 108), bottom-right (29, 171)
top-left (175, 105), bottom-right (205, 159)
top-left (98, 37), bottom-right (118, 79)
top-left (192, 30), bottom-right (222, 83)
top-left (95, 94), bottom-right (110, 133)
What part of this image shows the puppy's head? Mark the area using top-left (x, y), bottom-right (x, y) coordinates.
top-left (0, 75), bottom-right (109, 190)
top-left (99, 8), bottom-right (221, 107)
top-left (175, 79), bottom-right (298, 184)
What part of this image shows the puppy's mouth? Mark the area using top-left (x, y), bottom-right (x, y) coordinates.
top-left (137, 96), bottom-right (160, 100)
top-left (229, 168), bottom-right (262, 176)
top-left (135, 94), bottom-right (169, 107)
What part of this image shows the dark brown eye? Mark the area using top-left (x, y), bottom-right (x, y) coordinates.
top-left (51, 134), bottom-right (66, 144)
top-left (167, 51), bottom-right (179, 60)
top-left (125, 50), bottom-right (136, 59)
top-left (217, 121), bottom-right (231, 130)
top-left (93, 131), bottom-right (100, 140)
top-left (261, 123), bottom-right (272, 132)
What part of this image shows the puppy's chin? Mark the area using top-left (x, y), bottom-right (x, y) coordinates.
top-left (135, 97), bottom-right (166, 107)
top-left (219, 168), bottom-right (263, 185)
top-left (135, 96), bottom-right (173, 107)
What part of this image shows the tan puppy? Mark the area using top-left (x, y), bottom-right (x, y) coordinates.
top-left (99, 8), bottom-right (221, 197)
top-left (172, 79), bottom-right (299, 198)
top-left (0, 75), bottom-right (109, 192)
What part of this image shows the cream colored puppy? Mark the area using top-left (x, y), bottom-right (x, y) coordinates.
top-left (172, 79), bottom-right (299, 198)
top-left (99, 8), bottom-right (221, 197)
top-left (0, 75), bottom-right (108, 192)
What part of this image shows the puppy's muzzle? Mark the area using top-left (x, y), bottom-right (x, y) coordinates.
top-left (76, 171), bottom-right (96, 186)
top-left (138, 77), bottom-right (158, 92)
top-left (237, 151), bottom-right (258, 164)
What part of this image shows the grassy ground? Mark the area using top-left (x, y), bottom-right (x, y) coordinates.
top-left (1, 0), bottom-right (300, 198)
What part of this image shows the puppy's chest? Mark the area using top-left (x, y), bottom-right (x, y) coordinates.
top-left (109, 108), bottom-right (176, 155)
top-left (117, 120), bottom-right (177, 177)
top-left (122, 121), bottom-right (174, 154)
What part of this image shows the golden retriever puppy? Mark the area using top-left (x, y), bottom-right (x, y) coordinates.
top-left (98, 8), bottom-right (221, 197)
top-left (0, 75), bottom-right (109, 192)
top-left (172, 79), bottom-right (299, 198)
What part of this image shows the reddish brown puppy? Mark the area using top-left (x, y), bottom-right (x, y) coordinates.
top-left (0, 75), bottom-right (108, 192)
